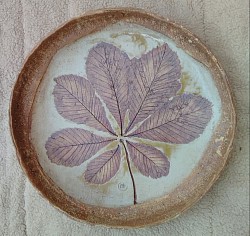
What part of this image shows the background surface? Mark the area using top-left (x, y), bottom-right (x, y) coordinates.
top-left (0, 1), bottom-right (249, 235)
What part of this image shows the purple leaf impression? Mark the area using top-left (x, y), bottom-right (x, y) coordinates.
top-left (45, 42), bottom-right (213, 205)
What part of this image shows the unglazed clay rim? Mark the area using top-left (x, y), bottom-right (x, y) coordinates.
top-left (10, 8), bottom-right (236, 228)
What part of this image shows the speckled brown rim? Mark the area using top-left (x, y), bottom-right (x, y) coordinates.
top-left (9, 8), bottom-right (236, 228)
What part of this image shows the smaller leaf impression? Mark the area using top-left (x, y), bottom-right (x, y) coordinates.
top-left (45, 42), bottom-right (213, 205)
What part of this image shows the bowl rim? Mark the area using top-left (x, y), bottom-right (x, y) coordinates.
top-left (9, 8), bottom-right (236, 228)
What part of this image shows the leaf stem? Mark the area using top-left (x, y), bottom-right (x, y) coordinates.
top-left (121, 140), bottom-right (137, 205)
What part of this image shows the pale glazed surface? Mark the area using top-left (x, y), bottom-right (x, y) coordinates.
top-left (31, 22), bottom-right (221, 207)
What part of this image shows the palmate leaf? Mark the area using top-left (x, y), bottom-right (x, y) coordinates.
top-left (129, 94), bottom-right (213, 143)
top-left (45, 128), bottom-right (114, 167)
top-left (86, 42), bottom-right (131, 134)
top-left (125, 43), bottom-right (181, 133)
top-left (54, 75), bottom-right (114, 134)
top-left (45, 42), bottom-right (213, 205)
